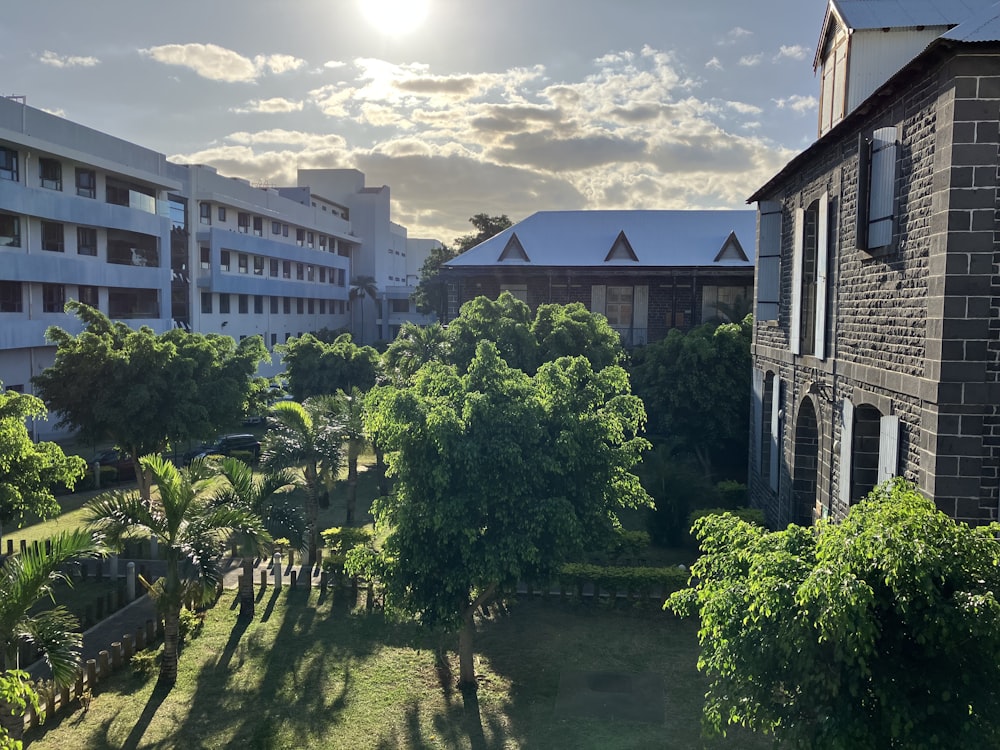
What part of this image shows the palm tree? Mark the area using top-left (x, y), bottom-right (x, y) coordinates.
top-left (85, 455), bottom-right (270, 685)
top-left (350, 275), bottom-right (380, 343)
top-left (214, 457), bottom-right (302, 617)
top-left (0, 529), bottom-right (100, 741)
top-left (334, 388), bottom-right (367, 526)
top-left (383, 322), bottom-right (449, 383)
top-left (262, 397), bottom-right (345, 566)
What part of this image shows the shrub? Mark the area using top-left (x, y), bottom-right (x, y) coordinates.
top-left (178, 607), bottom-right (204, 644)
top-left (131, 649), bottom-right (160, 678)
top-left (321, 526), bottom-right (373, 554)
top-left (643, 458), bottom-right (720, 547)
top-left (557, 563), bottom-right (689, 604)
top-left (603, 529), bottom-right (651, 561)
top-left (229, 449), bottom-right (256, 464)
top-left (715, 480), bottom-right (747, 508)
top-left (685, 507), bottom-right (765, 550)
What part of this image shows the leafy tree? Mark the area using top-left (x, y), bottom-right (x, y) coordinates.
top-left (86, 455), bottom-right (270, 684)
top-left (277, 333), bottom-right (378, 401)
top-left (349, 275), bottom-right (380, 343)
top-left (383, 322), bottom-right (449, 384)
top-left (34, 302), bottom-right (267, 499)
top-left (213, 457), bottom-right (301, 617)
top-left (360, 342), bottom-right (650, 688)
top-left (630, 316), bottom-right (752, 480)
top-left (261, 398), bottom-right (345, 565)
top-left (0, 529), bottom-right (101, 684)
top-left (445, 292), bottom-right (538, 373)
top-left (454, 213), bottom-right (514, 252)
top-left (667, 479), bottom-right (1000, 749)
top-left (334, 389), bottom-right (367, 526)
top-left (0, 388), bottom-right (86, 545)
top-left (0, 669), bottom-right (41, 748)
top-left (531, 301), bottom-right (624, 370)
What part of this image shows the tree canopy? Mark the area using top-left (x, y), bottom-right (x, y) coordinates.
top-left (277, 332), bottom-right (379, 401)
top-left (667, 479), bottom-right (1000, 749)
top-left (0, 388), bottom-right (86, 540)
top-left (360, 341), bottom-right (650, 686)
top-left (629, 316), bottom-right (751, 480)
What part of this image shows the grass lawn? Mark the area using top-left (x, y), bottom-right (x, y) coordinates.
top-left (25, 592), bottom-right (766, 750)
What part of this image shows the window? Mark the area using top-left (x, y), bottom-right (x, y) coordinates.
top-left (77, 285), bottom-right (99, 307)
top-left (307, 232), bottom-right (314, 248)
top-left (296, 228), bottom-right (305, 246)
top-left (791, 194), bottom-right (829, 358)
top-left (219, 294), bottom-right (230, 314)
top-left (200, 247), bottom-right (210, 269)
top-left (856, 127), bottom-right (898, 251)
top-left (270, 333), bottom-right (277, 347)
top-left (200, 203), bottom-right (212, 225)
top-left (283, 297), bottom-right (291, 314)
top-left (756, 201), bottom-right (782, 321)
top-left (307, 298), bottom-right (315, 314)
top-left (42, 283), bottom-right (65, 313)
top-left (306, 265), bottom-right (314, 282)
top-left (282, 224), bottom-right (288, 237)
top-left (0, 147), bottom-right (18, 181)
top-left (253, 256), bottom-right (264, 276)
top-left (41, 222), bottom-right (64, 252)
top-left (282, 261), bottom-right (291, 279)
top-left (220, 250), bottom-right (231, 272)
top-left (218, 206), bottom-right (227, 222)
top-left (753, 370), bottom-right (781, 493)
top-left (238, 213), bottom-right (250, 233)
top-left (605, 286), bottom-right (633, 327)
top-left (0, 213), bottom-right (20, 247)
top-left (254, 295), bottom-right (263, 314)
top-left (77, 227), bottom-right (97, 256)
top-left (319, 299), bottom-right (326, 314)
top-left (238, 254), bottom-right (248, 274)
top-left (337, 269), bottom-right (345, 286)
top-left (319, 267), bottom-right (327, 283)
top-left (269, 259), bottom-right (278, 277)
top-left (319, 236), bottom-right (327, 250)
top-left (499, 283), bottom-right (528, 304)
top-left (239, 294), bottom-right (248, 314)
top-left (39, 158), bottom-right (62, 190)
top-left (272, 221), bottom-right (281, 235)
top-left (701, 286), bottom-right (748, 323)
top-left (0, 281), bottom-right (22, 312)
top-left (296, 263), bottom-right (304, 281)
top-left (253, 216), bottom-right (263, 236)
top-left (201, 292), bottom-right (212, 313)
top-left (270, 296), bottom-right (278, 314)
top-left (390, 298), bottom-right (410, 313)
top-left (818, 29), bottom-right (848, 136)
top-left (76, 168), bottom-right (96, 198)
top-left (296, 298), bottom-right (304, 315)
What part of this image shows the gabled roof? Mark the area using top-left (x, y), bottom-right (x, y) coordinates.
top-left (942, 2), bottom-right (1000, 41)
top-left (444, 210), bottom-right (757, 270)
top-left (813, 0), bottom-right (996, 69)
top-left (498, 232), bottom-right (530, 262)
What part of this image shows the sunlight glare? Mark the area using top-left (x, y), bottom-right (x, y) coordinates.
top-left (359, 0), bottom-right (430, 36)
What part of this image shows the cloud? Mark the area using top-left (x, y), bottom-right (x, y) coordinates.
top-left (738, 54), bottom-right (763, 67)
top-left (231, 98), bottom-right (304, 114)
top-left (705, 57), bottom-right (723, 71)
top-left (142, 43), bottom-right (306, 83)
top-left (40, 50), bottom-right (99, 68)
top-left (776, 44), bottom-right (810, 61)
top-left (774, 95), bottom-right (818, 113)
top-left (726, 101), bottom-right (763, 115)
top-left (720, 27), bottom-right (753, 45)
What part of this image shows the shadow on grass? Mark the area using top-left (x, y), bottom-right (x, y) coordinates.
top-left (121, 681), bottom-right (171, 750)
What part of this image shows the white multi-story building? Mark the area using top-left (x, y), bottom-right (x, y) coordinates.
top-left (0, 97), bottom-right (437, 437)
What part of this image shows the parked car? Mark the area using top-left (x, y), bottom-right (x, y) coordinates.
top-left (185, 434), bottom-right (261, 464)
top-left (92, 448), bottom-right (136, 480)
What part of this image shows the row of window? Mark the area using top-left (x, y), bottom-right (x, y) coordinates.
top-left (200, 292), bottom-right (348, 317)
top-left (199, 203), bottom-right (351, 256)
top-left (205, 248), bottom-right (347, 286)
top-left (0, 215), bottom-right (158, 265)
top-left (0, 281), bottom-right (153, 317)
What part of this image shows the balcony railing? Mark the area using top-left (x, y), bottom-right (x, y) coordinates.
top-left (612, 326), bottom-right (648, 348)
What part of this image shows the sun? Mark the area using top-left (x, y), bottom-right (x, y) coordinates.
top-left (359, 0), bottom-right (430, 36)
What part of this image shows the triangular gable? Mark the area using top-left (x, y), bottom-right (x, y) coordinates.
top-left (714, 231), bottom-right (749, 262)
top-left (604, 230), bottom-right (638, 262)
top-left (498, 233), bottom-right (530, 262)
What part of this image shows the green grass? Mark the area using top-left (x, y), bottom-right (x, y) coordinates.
top-left (25, 593), bottom-right (767, 750)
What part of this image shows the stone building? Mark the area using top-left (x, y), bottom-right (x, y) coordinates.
top-left (442, 210), bottom-right (756, 346)
top-left (747, 0), bottom-right (1000, 526)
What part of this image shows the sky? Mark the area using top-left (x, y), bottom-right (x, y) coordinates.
top-left (2, 0), bottom-right (824, 245)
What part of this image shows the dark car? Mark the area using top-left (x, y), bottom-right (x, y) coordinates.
top-left (92, 448), bottom-right (136, 480)
top-left (186, 434), bottom-right (261, 464)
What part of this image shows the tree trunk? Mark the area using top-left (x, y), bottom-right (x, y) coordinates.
top-left (305, 465), bottom-right (319, 567)
top-left (239, 558), bottom-right (254, 618)
top-left (458, 614), bottom-right (477, 689)
top-left (159, 607), bottom-right (180, 685)
top-left (374, 446), bottom-right (389, 497)
top-left (346, 445), bottom-right (359, 525)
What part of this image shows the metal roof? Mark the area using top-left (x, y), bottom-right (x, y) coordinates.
top-left (942, 1), bottom-right (1000, 41)
top-left (444, 210), bottom-right (757, 270)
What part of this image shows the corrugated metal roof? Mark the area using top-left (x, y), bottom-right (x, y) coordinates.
top-left (444, 210), bottom-right (757, 270)
top-left (833, 0), bottom-right (996, 30)
top-left (942, 1), bottom-right (1000, 41)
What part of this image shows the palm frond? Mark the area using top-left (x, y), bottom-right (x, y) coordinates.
top-left (21, 607), bottom-right (82, 687)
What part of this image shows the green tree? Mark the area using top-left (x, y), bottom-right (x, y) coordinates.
top-left (213, 457), bottom-right (301, 617)
top-left (33, 302), bottom-right (267, 499)
top-left (85, 455), bottom-right (270, 684)
top-left (360, 342), bottom-right (650, 688)
top-left (350, 275), bottom-right (380, 343)
top-left (334, 388), bottom-right (367, 526)
top-left (667, 479), bottom-right (1000, 749)
top-left (454, 213), bottom-right (513, 252)
top-left (630, 316), bottom-right (752, 480)
top-left (531, 301), bottom-right (624, 370)
top-left (278, 333), bottom-right (378, 401)
top-left (445, 292), bottom-right (538, 373)
top-left (261, 398), bottom-right (345, 565)
top-left (0, 670), bottom-right (41, 748)
top-left (0, 388), bottom-right (86, 545)
top-left (383, 322), bottom-right (449, 384)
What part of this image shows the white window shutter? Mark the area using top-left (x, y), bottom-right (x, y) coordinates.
top-left (752, 369), bottom-right (764, 472)
top-left (877, 414), bottom-right (900, 484)
top-left (839, 398), bottom-right (854, 507)
top-left (769, 378), bottom-right (781, 492)
top-left (868, 126), bottom-right (897, 249)
top-left (591, 284), bottom-right (606, 315)
top-left (814, 193), bottom-right (829, 360)
top-left (756, 201), bottom-right (782, 321)
top-left (790, 208), bottom-right (804, 355)
top-left (633, 285), bottom-right (648, 346)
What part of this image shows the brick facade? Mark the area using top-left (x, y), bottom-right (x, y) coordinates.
top-left (749, 47), bottom-right (1000, 527)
